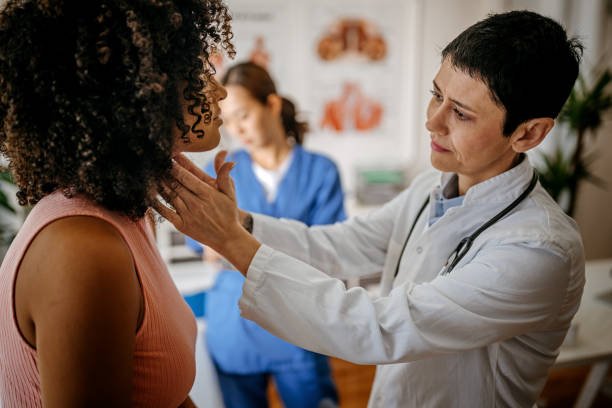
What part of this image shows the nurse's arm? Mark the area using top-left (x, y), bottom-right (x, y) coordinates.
top-left (239, 241), bottom-right (581, 365)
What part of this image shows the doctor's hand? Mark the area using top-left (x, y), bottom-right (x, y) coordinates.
top-left (154, 152), bottom-right (261, 275)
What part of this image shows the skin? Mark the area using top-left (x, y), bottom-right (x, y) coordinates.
top-left (175, 76), bottom-right (228, 153)
top-left (427, 58), bottom-right (554, 194)
top-left (155, 57), bottom-right (554, 277)
top-left (14, 78), bottom-right (227, 407)
top-left (155, 152), bottom-right (259, 274)
top-left (220, 84), bottom-right (290, 170)
top-left (203, 84), bottom-right (289, 263)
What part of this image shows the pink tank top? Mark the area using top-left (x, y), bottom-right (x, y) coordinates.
top-left (0, 192), bottom-right (197, 407)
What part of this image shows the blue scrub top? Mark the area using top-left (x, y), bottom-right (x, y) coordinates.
top-left (186, 145), bottom-right (346, 374)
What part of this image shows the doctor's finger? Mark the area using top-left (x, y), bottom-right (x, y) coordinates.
top-left (171, 159), bottom-right (218, 197)
top-left (216, 161), bottom-right (237, 202)
top-left (152, 199), bottom-right (182, 228)
top-left (160, 180), bottom-right (190, 216)
top-left (214, 150), bottom-right (228, 175)
top-left (164, 176), bottom-right (219, 219)
top-left (173, 153), bottom-right (218, 188)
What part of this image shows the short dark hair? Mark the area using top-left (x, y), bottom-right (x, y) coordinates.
top-left (221, 62), bottom-right (308, 144)
top-left (442, 10), bottom-right (583, 135)
top-left (0, 0), bottom-right (234, 219)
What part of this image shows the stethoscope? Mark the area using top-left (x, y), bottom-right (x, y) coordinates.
top-left (393, 170), bottom-right (539, 278)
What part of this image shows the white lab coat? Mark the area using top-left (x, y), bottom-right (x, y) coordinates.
top-left (238, 157), bottom-right (585, 408)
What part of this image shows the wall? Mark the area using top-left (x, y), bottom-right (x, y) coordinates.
top-left (574, 7), bottom-right (612, 260)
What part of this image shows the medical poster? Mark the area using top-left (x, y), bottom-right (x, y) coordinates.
top-left (306, 1), bottom-right (403, 138)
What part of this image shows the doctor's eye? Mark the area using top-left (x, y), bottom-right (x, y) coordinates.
top-left (453, 108), bottom-right (469, 121)
top-left (430, 89), bottom-right (443, 102)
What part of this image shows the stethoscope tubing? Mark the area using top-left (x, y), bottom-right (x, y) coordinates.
top-left (393, 170), bottom-right (539, 278)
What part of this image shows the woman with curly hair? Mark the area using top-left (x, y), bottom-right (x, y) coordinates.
top-left (0, 0), bottom-right (233, 406)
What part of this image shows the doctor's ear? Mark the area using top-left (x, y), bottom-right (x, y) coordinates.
top-left (510, 117), bottom-right (555, 153)
top-left (266, 93), bottom-right (283, 117)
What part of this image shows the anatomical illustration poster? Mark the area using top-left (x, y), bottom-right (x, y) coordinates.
top-left (309, 1), bottom-right (401, 136)
top-left (307, 2), bottom-right (403, 138)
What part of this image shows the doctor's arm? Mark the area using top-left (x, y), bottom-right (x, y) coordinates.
top-left (158, 153), bottom-right (403, 279)
top-left (238, 240), bottom-right (580, 365)
top-left (249, 205), bottom-right (399, 279)
top-left (155, 155), bottom-right (582, 364)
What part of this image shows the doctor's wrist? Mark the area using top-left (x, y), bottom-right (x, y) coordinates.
top-left (221, 226), bottom-right (261, 276)
top-left (240, 211), bottom-right (253, 234)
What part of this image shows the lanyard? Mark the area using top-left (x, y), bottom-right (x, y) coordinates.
top-left (393, 170), bottom-right (539, 278)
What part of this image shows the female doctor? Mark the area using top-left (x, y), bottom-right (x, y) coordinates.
top-left (185, 62), bottom-right (344, 408)
top-left (157, 11), bottom-right (586, 408)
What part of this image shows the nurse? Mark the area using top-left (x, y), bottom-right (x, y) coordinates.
top-left (158, 11), bottom-right (586, 408)
top-left (185, 62), bottom-right (344, 408)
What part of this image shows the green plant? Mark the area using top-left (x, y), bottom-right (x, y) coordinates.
top-left (537, 68), bottom-right (612, 217)
top-left (0, 169), bottom-right (16, 213)
top-left (537, 147), bottom-right (604, 207)
top-left (0, 168), bottom-right (17, 249)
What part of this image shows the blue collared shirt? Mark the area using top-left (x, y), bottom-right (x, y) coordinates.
top-left (429, 174), bottom-right (464, 226)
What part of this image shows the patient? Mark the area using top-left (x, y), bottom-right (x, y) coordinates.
top-left (0, 1), bottom-right (232, 406)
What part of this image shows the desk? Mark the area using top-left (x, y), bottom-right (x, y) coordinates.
top-left (169, 261), bottom-right (225, 408)
top-left (554, 259), bottom-right (612, 408)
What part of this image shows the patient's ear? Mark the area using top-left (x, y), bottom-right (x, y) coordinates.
top-left (266, 94), bottom-right (283, 118)
top-left (510, 118), bottom-right (555, 153)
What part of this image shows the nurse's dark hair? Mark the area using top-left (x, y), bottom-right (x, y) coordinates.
top-left (0, 0), bottom-right (234, 219)
top-left (221, 61), bottom-right (308, 145)
top-left (442, 10), bottom-right (583, 136)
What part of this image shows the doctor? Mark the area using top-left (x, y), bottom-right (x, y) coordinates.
top-left (156, 11), bottom-right (585, 408)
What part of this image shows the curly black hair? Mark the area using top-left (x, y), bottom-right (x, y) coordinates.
top-left (0, 0), bottom-right (234, 219)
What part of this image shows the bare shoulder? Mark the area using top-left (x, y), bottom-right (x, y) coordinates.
top-left (15, 215), bottom-right (142, 405)
top-left (19, 215), bottom-right (137, 299)
top-left (16, 215), bottom-right (141, 347)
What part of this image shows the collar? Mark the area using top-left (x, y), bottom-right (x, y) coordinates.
top-left (436, 154), bottom-right (535, 206)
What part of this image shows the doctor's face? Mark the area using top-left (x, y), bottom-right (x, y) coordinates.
top-left (426, 58), bottom-right (519, 193)
top-left (219, 85), bottom-right (278, 149)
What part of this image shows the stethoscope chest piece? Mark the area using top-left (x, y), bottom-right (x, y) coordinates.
top-left (441, 236), bottom-right (474, 275)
